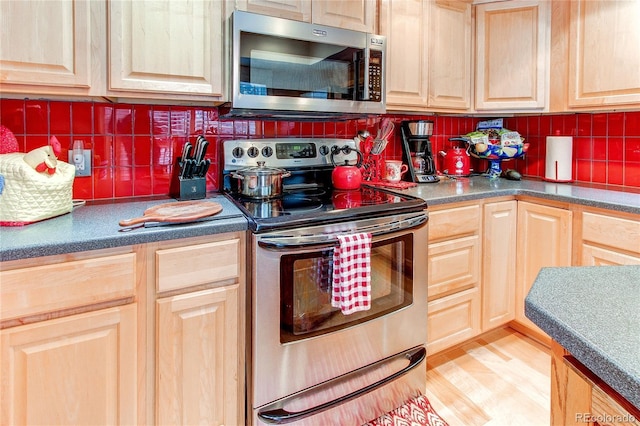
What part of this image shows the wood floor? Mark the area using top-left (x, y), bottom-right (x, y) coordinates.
top-left (424, 326), bottom-right (551, 426)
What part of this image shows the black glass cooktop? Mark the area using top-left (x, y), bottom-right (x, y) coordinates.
top-left (225, 185), bottom-right (427, 232)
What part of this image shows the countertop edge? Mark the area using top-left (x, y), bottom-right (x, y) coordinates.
top-left (2, 179), bottom-right (639, 262)
top-left (0, 217), bottom-right (249, 262)
top-left (525, 301), bottom-right (640, 409)
top-left (525, 267), bottom-right (640, 410)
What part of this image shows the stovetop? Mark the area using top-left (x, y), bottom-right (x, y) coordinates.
top-left (225, 185), bottom-right (426, 232)
top-left (222, 138), bottom-right (427, 232)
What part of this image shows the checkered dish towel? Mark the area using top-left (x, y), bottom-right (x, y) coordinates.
top-left (331, 233), bottom-right (372, 315)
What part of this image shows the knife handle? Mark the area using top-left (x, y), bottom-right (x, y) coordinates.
top-left (200, 159), bottom-right (211, 177)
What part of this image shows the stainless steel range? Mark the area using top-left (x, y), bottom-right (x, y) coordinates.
top-left (223, 138), bottom-right (429, 425)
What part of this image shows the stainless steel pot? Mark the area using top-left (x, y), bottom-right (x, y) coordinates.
top-left (231, 162), bottom-right (291, 199)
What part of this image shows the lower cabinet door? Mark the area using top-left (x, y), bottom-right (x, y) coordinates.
top-left (1, 304), bottom-right (137, 425)
top-left (427, 287), bottom-right (481, 355)
top-left (156, 285), bottom-right (240, 426)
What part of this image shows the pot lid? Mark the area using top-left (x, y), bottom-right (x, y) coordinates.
top-left (236, 161), bottom-right (289, 175)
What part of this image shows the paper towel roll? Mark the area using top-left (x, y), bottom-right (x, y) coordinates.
top-left (545, 136), bottom-right (573, 182)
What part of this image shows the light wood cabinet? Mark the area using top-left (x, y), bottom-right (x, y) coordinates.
top-left (1, 305), bottom-right (137, 425)
top-left (156, 286), bottom-right (240, 426)
top-left (427, 202), bottom-right (482, 354)
top-left (576, 208), bottom-right (640, 266)
top-left (0, 248), bottom-right (140, 425)
top-left (108, 0), bottom-right (225, 98)
top-left (0, 0), bottom-right (104, 97)
top-left (381, 0), bottom-right (472, 112)
top-left (475, 0), bottom-right (550, 111)
top-left (564, 0), bottom-right (640, 109)
top-left (237, 0), bottom-right (376, 32)
top-left (152, 233), bottom-right (245, 426)
top-left (551, 340), bottom-right (640, 426)
top-left (515, 200), bottom-right (572, 342)
top-left (482, 200), bottom-right (517, 331)
top-left (427, 287), bottom-right (481, 354)
top-left (1, 0), bottom-right (226, 101)
top-left (0, 232), bottom-right (246, 426)
top-left (238, 0), bottom-right (311, 22)
top-left (312, 0), bottom-right (376, 32)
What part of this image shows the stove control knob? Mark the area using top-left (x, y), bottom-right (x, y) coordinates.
top-left (232, 147), bottom-right (244, 158)
top-left (262, 146), bottom-right (273, 157)
top-left (319, 145), bottom-right (329, 156)
top-left (247, 146), bottom-right (259, 158)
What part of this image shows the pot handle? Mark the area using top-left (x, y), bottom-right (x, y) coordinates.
top-left (330, 145), bottom-right (364, 168)
top-left (230, 172), bottom-right (245, 180)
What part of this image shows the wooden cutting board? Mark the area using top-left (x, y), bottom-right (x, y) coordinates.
top-left (119, 200), bottom-right (223, 227)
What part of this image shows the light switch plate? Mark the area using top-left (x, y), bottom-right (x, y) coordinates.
top-left (68, 150), bottom-right (92, 176)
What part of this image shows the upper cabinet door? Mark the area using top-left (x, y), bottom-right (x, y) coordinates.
top-left (238, 0), bottom-right (311, 22)
top-left (237, 0), bottom-right (375, 32)
top-left (428, 0), bottom-right (472, 110)
top-left (108, 1), bottom-right (223, 97)
top-left (0, 0), bottom-right (96, 95)
top-left (312, 0), bottom-right (376, 32)
top-left (567, 0), bottom-right (640, 108)
top-left (380, 0), bottom-right (430, 109)
top-left (381, 0), bottom-right (472, 112)
top-left (475, 0), bottom-right (550, 111)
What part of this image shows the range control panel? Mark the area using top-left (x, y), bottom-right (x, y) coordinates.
top-left (223, 138), bottom-right (358, 170)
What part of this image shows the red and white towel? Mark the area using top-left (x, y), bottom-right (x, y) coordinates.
top-left (331, 232), bottom-right (372, 315)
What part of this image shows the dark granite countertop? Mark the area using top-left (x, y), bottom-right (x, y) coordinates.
top-left (525, 266), bottom-right (640, 409)
top-left (401, 176), bottom-right (640, 214)
top-left (0, 194), bottom-right (248, 262)
top-left (1, 178), bottom-right (639, 262)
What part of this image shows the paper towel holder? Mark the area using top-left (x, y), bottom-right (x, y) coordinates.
top-left (544, 132), bottom-right (573, 182)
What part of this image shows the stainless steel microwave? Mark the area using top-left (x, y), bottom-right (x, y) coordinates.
top-left (229, 11), bottom-right (386, 117)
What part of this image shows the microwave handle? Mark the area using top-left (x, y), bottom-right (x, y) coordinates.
top-left (257, 346), bottom-right (426, 425)
top-left (257, 213), bottom-right (427, 250)
top-left (362, 48), bottom-right (371, 101)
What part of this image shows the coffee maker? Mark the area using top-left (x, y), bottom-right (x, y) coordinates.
top-left (401, 120), bottom-right (439, 183)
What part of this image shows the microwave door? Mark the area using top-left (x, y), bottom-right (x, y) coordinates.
top-left (234, 34), bottom-right (362, 110)
top-left (230, 11), bottom-right (385, 114)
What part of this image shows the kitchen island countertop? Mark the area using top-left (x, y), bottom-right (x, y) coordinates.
top-left (2, 178), bottom-right (639, 262)
top-left (525, 265), bottom-right (640, 409)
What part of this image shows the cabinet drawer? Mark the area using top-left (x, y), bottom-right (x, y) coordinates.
top-left (429, 204), bottom-right (481, 241)
top-left (156, 239), bottom-right (240, 293)
top-left (1, 253), bottom-right (136, 321)
top-left (428, 235), bottom-right (480, 300)
top-left (582, 212), bottom-right (640, 254)
top-left (427, 287), bottom-right (481, 355)
top-left (581, 243), bottom-right (640, 266)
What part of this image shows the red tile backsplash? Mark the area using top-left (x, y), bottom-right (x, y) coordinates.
top-left (1, 98), bottom-right (639, 201)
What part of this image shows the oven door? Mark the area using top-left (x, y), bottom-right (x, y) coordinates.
top-left (250, 212), bottom-right (428, 422)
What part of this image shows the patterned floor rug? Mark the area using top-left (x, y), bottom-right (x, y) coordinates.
top-left (363, 394), bottom-right (449, 426)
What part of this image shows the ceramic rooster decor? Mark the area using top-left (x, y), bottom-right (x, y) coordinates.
top-left (23, 136), bottom-right (62, 174)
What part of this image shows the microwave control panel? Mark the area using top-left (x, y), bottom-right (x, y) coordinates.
top-left (368, 50), bottom-right (383, 102)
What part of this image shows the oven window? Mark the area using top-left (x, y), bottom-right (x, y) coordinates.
top-left (280, 234), bottom-right (413, 343)
top-left (239, 32), bottom-right (360, 100)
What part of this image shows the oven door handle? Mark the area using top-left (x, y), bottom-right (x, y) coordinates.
top-left (257, 213), bottom-right (427, 250)
top-left (257, 346), bottom-right (426, 425)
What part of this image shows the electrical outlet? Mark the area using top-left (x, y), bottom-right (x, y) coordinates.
top-left (68, 150), bottom-right (92, 176)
